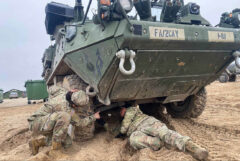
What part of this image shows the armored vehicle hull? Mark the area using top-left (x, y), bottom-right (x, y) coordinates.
top-left (43, 0), bottom-right (240, 118)
top-left (47, 20), bottom-right (240, 105)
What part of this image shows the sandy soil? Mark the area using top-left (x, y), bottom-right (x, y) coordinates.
top-left (0, 81), bottom-right (240, 161)
top-left (0, 98), bottom-right (28, 108)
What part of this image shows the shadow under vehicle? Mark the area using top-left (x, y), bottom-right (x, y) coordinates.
top-left (42, 0), bottom-right (240, 118)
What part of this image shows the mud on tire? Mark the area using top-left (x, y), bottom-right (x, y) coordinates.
top-left (166, 88), bottom-right (207, 118)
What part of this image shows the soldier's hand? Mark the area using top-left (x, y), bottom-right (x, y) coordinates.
top-left (94, 111), bottom-right (101, 119)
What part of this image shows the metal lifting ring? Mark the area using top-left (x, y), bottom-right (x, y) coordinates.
top-left (86, 85), bottom-right (97, 97)
top-left (233, 51), bottom-right (240, 68)
top-left (116, 49), bottom-right (136, 75)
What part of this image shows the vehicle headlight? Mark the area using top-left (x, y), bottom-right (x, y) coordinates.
top-left (119, 0), bottom-right (133, 13)
top-left (189, 3), bottom-right (200, 15)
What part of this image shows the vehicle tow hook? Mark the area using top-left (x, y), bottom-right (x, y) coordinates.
top-left (86, 86), bottom-right (97, 97)
top-left (116, 49), bottom-right (136, 75)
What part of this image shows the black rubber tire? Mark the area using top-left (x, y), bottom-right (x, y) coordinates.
top-left (166, 88), bottom-right (207, 118)
top-left (229, 74), bottom-right (237, 82)
top-left (139, 103), bottom-right (163, 118)
top-left (219, 72), bottom-right (229, 83)
top-left (28, 101), bottom-right (31, 104)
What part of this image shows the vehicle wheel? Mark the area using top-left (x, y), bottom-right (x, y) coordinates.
top-left (43, 98), bottom-right (48, 102)
top-left (219, 72), bottom-right (229, 83)
top-left (166, 88), bottom-right (207, 118)
top-left (229, 74), bottom-right (237, 82)
top-left (28, 100), bottom-right (31, 104)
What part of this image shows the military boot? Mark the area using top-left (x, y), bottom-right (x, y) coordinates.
top-left (185, 141), bottom-right (208, 160)
top-left (29, 137), bottom-right (47, 155)
top-left (51, 141), bottom-right (62, 150)
top-left (48, 141), bottom-right (64, 157)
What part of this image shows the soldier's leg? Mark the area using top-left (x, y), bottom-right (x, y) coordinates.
top-left (152, 121), bottom-right (208, 160)
top-left (46, 112), bottom-right (71, 148)
top-left (151, 121), bottom-right (190, 151)
top-left (29, 112), bottom-right (71, 154)
top-left (29, 135), bottom-right (47, 155)
top-left (129, 131), bottom-right (163, 151)
top-left (135, 118), bottom-right (189, 150)
top-left (29, 115), bottom-right (51, 155)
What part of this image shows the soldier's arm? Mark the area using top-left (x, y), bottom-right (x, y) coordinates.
top-left (75, 115), bottom-right (96, 127)
top-left (71, 110), bottom-right (97, 127)
top-left (120, 107), bottom-right (138, 134)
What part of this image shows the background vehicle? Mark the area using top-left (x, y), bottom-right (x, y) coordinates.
top-left (0, 89), bottom-right (3, 103)
top-left (9, 91), bottom-right (19, 99)
top-left (219, 62), bottom-right (240, 83)
top-left (42, 0), bottom-right (240, 118)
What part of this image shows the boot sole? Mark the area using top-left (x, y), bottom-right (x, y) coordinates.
top-left (29, 140), bottom-right (38, 155)
top-left (195, 150), bottom-right (208, 160)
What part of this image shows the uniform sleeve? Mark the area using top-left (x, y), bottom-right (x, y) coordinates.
top-left (28, 104), bottom-right (53, 122)
top-left (71, 111), bottom-right (96, 127)
top-left (120, 107), bottom-right (138, 134)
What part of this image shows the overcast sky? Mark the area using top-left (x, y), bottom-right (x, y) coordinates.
top-left (0, 0), bottom-right (239, 92)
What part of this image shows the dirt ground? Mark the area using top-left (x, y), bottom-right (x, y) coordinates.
top-left (0, 98), bottom-right (28, 108)
top-left (0, 81), bottom-right (240, 161)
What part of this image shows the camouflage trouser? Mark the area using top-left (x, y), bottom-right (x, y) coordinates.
top-left (74, 105), bottom-right (95, 141)
top-left (29, 112), bottom-right (71, 146)
top-left (130, 131), bottom-right (163, 151)
top-left (129, 117), bottom-right (191, 151)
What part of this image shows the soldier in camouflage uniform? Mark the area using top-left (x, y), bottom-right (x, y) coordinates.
top-left (118, 105), bottom-right (208, 160)
top-left (27, 86), bottom-right (100, 155)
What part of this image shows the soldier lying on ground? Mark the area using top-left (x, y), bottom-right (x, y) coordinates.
top-left (27, 86), bottom-right (100, 155)
top-left (103, 105), bottom-right (208, 160)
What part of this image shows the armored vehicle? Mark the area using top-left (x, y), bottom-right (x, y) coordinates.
top-left (217, 9), bottom-right (240, 83)
top-left (9, 91), bottom-right (19, 99)
top-left (42, 0), bottom-right (240, 118)
top-left (0, 89), bottom-right (3, 103)
top-left (42, 46), bottom-right (55, 80)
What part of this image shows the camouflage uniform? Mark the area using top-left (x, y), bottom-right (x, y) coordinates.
top-left (27, 86), bottom-right (96, 146)
top-left (120, 106), bottom-right (191, 151)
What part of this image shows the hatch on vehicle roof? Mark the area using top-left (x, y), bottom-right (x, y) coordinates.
top-left (45, 2), bottom-right (74, 35)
